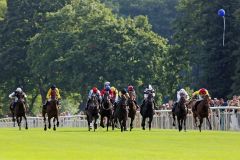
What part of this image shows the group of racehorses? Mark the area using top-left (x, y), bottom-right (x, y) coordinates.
top-left (10, 93), bottom-right (212, 132)
top-left (86, 91), bottom-right (155, 132)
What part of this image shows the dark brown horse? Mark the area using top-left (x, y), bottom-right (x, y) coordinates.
top-left (192, 95), bottom-right (212, 132)
top-left (113, 95), bottom-right (129, 132)
top-left (42, 98), bottom-right (59, 131)
top-left (128, 92), bottom-right (137, 131)
top-left (14, 98), bottom-right (28, 130)
top-left (140, 92), bottom-right (154, 130)
top-left (100, 91), bottom-right (113, 131)
top-left (172, 96), bottom-right (187, 132)
top-left (86, 94), bottom-right (100, 132)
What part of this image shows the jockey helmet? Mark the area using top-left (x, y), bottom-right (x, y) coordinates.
top-left (51, 84), bottom-right (56, 90)
top-left (148, 84), bottom-right (153, 91)
top-left (105, 85), bottom-right (111, 91)
top-left (16, 87), bottom-right (22, 93)
top-left (121, 88), bottom-right (127, 94)
top-left (199, 88), bottom-right (207, 95)
top-left (92, 87), bottom-right (98, 93)
top-left (128, 85), bottom-right (134, 91)
top-left (110, 87), bottom-right (116, 92)
top-left (104, 81), bottom-right (110, 87)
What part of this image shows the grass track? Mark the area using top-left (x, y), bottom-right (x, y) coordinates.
top-left (0, 128), bottom-right (239, 160)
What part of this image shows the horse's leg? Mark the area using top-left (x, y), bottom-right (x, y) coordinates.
top-left (177, 116), bottom-right (181, 132)
top-left (198, 117), bottom-right (203, 132)
top-left (23, 115), bottom-right (28, 130)
top-left (141, 117), bottom-right (146, 130)
top-left (19, 116), bottom-right (22, 130)
top-left (43, 113), bottom-right (47, 131)
top-left (193, 114), bottom-right (198, 128)
top-left (94, 117), bottom-right (96, 132)
top-left (11, 110), bottom-right (15, 127)
top-left (100, 114), bottom-right (104, 128)
top-left (87, 115), bottom-right (91, 131)
top-left (48, 117), bottom-right (51, 129)
top-left (53, 117), bottom-right (56, 131)
top-left (130, 117), bottom-right (134, 131)
top-left (172, 113), bottom-right (176, 126)
top-left (184, 116), bottom-right (187, 132)
top-left (106, 115), bottom-right (110, 132)
top-left (149, 116), bottom-right (153, 131)
top-left (56, 116), bottom-right (59, 127)
top-left (206, 117), bottom-right (212, 130)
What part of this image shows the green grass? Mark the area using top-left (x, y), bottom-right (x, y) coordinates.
top-left (0, 128), bottom-right (239, 160)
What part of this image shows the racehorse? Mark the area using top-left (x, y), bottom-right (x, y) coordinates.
top-left (14, 98), bottom-right (28, 130)
top-left (113, 95), bottom-right (129, 132)
top-left (86, 94), bottom-right (100, 132)
top-left (100, 91), bottom-right (113, 131)
top-left (128, 92), bottom-right (137, 131)
top-left (42, 98), bottom-right (59, 131)
top-left (140, 92), bottom-right (155, 130)
top-left (192, 95), bottom-right (212, 132)
top-left (172, 96), bottom-right (187, 132)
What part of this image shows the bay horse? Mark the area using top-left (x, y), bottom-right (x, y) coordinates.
top-left (172, 96), bottom-right (187, 132)
top-left (14, 97), bottom-right (28, 130)
top-left (100, 91), bottom-right (113, 131)
top-left (192, 95), bottom-right (212, 132)
top-left (113, 95), bottom-right (129, 132)
top-left (42, 98), bottom-right (59, 131)
top-left (140, 92), bottom-right (155, 130)
top-left (128, 91), bottom-right (137, 131)
top-left (86, 94), bottom-right (100, 132)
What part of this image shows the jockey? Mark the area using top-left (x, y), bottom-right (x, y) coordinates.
top-left (9, 87), bottom-right (27, 109)
top-left (141, 84), bottom-right (156, 108)
top-left (192, 88), bottom-right (210, 111)
top-left (100, 85), bottom-right (113, 98)
top-left (44, 85), bottom-right (61, 109)
top-left (127, 85), bottom-right (138, 107)
top-left (172, 88), bottom-right (189, 112)
top-left (86, 87), bottom-right (101, 110)
top-left (119, 88), bottom-right (129, 100)
top-left (192, 88), bottom-right (209, 101)
top-left (110, 86), bottom-right (118, 104)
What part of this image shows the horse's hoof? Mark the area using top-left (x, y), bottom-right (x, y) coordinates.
top-left (57, 122), bottom-right (59, 127)
top-left (142, 127), bottom-right (145, 130)
top-left (25, 126), bottom-right (28, 130)
top-left (53, 127), bottom-right (56, 131)
top-left (173, 123), bottom-right (175, 126)
top-left (44, 127), bottom-right (47, 131)
top-left (100, 124), bottom-right (104, 128)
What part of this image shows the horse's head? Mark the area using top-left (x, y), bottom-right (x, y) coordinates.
top-left (147, 92), bottom-right (154, 103)
top-left (203, 95), bottom-right (211, 104)
top-left (89, 94), bottom-right (99, 110)
top-left (102, 92), bottom-right (112, 110)
top-left (119, 95), bottom-right (128, 109)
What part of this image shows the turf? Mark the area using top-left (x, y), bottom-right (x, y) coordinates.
top-left (0, 128), bottom-right (239, 160)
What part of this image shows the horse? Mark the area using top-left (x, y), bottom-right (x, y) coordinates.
top-left (113, 95), bottom-right (129, 132)
top-left (14, 98), bottom-right (28, 130)
top-left (86, 94), bottom-right (100, 131)
top-left (128, 92), bottom-right (137, 131)
top-left (100, 91), bottom-right (113, 131)
top-left (192, 95), bottom-right (212, 132)
top-left (140, 92), bottom-right (155, 130)
top-left (172, 96), bottom-right (187, 132)
top-left (42, 98), bottom-right (59, 131)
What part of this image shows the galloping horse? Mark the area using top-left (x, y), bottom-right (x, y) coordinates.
top-left (14, 97), bottom-right (28, 130)
top-left (86, 94), bottom-right (100, 131)
top-left (172, 96), bottom-right (187, 132)
top-left (128, 92), bottom-right (137, 131)
top-left (100, 91), bottom-right (113, 131)
top-left (42, 98), bottom-right (59, 131)
top-left (140, 92), bottom-right (155, 130)
top-left (113, 95), bottom-right (129, 132)
top-left (192, 95), bottom-right (212, 132)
